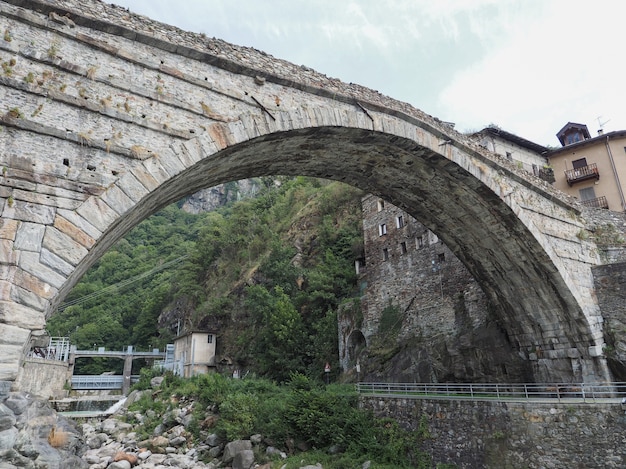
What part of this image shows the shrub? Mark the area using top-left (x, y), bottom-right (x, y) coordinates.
top-left (215, 392), bottom-right (258, 440)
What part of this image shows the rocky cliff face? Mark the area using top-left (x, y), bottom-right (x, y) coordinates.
top-left (180, 180), bottom-right (262, 214)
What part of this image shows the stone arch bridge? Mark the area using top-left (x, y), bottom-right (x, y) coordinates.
top-left (0, 0), bottom-right (619, 388)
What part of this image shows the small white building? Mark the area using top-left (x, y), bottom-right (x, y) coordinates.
top-left (173, 331), bottom-right (216, 377)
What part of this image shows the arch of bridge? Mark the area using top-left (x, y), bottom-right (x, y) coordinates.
top-left (0, 0), bottom-right (608, 384)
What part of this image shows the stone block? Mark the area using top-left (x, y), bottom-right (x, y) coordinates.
top-left (155, 149), bottom-right (185, 177)
top-left (0, 240), bottom-right (18, 265)
top-left (0, 219), bottom-right (18, 240)
top-left (13, 267), bottom-right (56, 301)
top-left (53, 215), bottom-right (95, 249)
top-left (2, 200), bottom-right (55, 225)
top-left (10, 285), bottom-right (50, 312)
top-left (40, 248), bottom-right (74, 277)
top-left (142, 159), bottom-right (171, 186)
top-left (117, 172), bottom-right (149, 203)
top-left (12, 189), bottom-right (82, 210)
top-left (100, 184), bottom-right (134, 216)
top-left (0, 301), bottom-right (45, 329)
top-left (0, 323), bottom-right (30, 346)
top-left (56, 209), bottom-right (101, 241)
top-left (76, 197), bottom-right (119, 233)
top-left (42, 226), bottom-right (88, 266)
top-left (18, 252), bottom-right (66, 289)
top-left (14, 222), bottom-right (45, 252)
top-left (130, 165), bottom-right (161, 192)
top-left (0, 281), bottom-right (10, 301)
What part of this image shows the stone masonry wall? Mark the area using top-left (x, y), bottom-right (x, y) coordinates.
top-left (345, 195), bottom-right (532, 384)
top-left (12, 358), bottom-right (71, 399)
top-left (361, 396), bottom-right (626, 468)
top-left (593, 261), bottom-right (626, 380)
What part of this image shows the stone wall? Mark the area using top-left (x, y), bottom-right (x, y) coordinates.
top-left (340, 195), bottom-right (534, 383)
top-left (361, 396), bottom-right (626, 468)
top-left (593, 261), bottom-right (626, 380)
top-left (12, 358), bottom-right (71, 399)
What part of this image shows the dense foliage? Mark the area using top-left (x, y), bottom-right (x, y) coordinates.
top-left (128, 372), bottom-right (432, 468)
top-left (47, 177), bottom-right (364, 378)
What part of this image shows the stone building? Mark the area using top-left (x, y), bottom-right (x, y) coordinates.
top-left (340, 127), bottom-right (550, 383)
top-left (469, 125), bottom-right (550, 179)
top-left (547, 122), bottom-right (626, 212)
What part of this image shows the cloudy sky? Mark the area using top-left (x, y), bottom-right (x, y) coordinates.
top-left (108, 0), bottom-right (625, 147)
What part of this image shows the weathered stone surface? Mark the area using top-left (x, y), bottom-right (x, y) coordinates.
top-left (40, 248), bottom-right (75, 277)
top-left (13, 222), bottom-right (45, 252)
top-left (0, 239), bottom-right (18, 265)
top-left (0, 301), bottom-right (45, 330)
top-left (18, 252), bottom-right (66, 289)
top-left (53, 215), bottom-right (96, 249)
top-left (42, 226), bottom-right (88, 266)
top-left (0, 219), bottom-right (18, 240)
top-left (223, 439), bottom-right (252, 463)
top-left (76, 198), bottom-right (119, 233)
top-left (56, 209), bottom-right (101, 242)
top-left (2, 200), bottom-right (55, 225)
top-left (232, 449), bottom-right (255, 469)
top-left (362, 396), bottom-right (626, 469)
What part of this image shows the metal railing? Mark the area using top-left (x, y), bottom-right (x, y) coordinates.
top-left (356, 382), bottom-right (626, 403)
top-left (565, 163), bottom-right (599, 186)
top-left (28, 337), bottom-right (71, 362)
top-left (581, 195), bottom-right (609, 209)
top-left (71, 375), bottom-right (139, 390)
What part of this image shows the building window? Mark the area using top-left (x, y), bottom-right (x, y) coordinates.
top-left (417, 236), bottom-right (424, 249)
top-left (400, 242), bottom-right (407, 254)
top-left (572, 158), bottom-right (588, 169)
top-left (378, 223), bottom-right (387, 236)
top-left (505, 151), bottom-right (512, 160)
top-left (579, 186), bottom-right (596, 201)
top-left (437, 253), bottom-right (445, 263)
top-left (396, 215), bottom-right (405, 229)
top-left (377, 199), bottom-right (385, 212)
top-left (207, 335), bottom-right (213, 344)
top-left (566, 132), bottom-right (581, 145)
top-left (382, 248), bottom-right (389, 261)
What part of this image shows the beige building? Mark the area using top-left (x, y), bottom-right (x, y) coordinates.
top-left (173, 330), bottom-right (216, 377)
top-left (547, 122), bottom-right (626, 211)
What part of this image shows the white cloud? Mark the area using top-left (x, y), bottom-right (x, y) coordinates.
top-left (438, 0), bottom-right (626, 144)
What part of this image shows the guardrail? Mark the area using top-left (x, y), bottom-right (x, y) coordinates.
top-left (71, 375), bottom-right (139, 390)
top-left (356, 382), bottom-right (626, 403)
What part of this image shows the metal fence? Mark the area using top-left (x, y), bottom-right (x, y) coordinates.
top-left (71, 375), bottom-right (139, 390)
top-left (356, 382), bottom-right (626, 403)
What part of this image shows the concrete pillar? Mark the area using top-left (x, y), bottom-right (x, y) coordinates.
top-left (122, 350), bottom-right (133, 395)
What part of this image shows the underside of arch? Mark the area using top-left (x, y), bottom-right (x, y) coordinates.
top-left (55, 126), bottom-right (600, 380)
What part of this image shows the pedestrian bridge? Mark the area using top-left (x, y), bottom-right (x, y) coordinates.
top-left (0, 0), bottom-right (621, 388)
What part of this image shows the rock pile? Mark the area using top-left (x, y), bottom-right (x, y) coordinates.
top-left (0, 383), bottom-right (85, 468)
top-left (1, 382), bottom-right (357, 469)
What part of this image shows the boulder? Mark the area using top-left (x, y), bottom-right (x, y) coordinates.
top-left (232, 449), bottom-right (255, 469)
top-left (222, 439), bottom-right (252, 463)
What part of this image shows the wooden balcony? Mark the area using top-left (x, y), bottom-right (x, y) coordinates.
top-left (565, 163), bottom-right (599, 186)
top-left (581, 195), bottom-right (609, 209)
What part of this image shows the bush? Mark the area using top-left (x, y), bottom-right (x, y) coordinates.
top-left (216, 392), bottom-right (259, 440)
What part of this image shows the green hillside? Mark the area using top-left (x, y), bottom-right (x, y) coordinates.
top-left (47, 177), bottom-right (364, 380)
